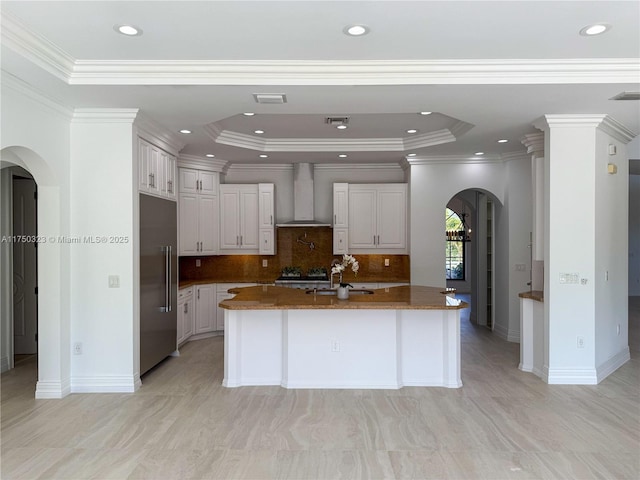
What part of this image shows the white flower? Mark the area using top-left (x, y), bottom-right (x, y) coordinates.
top-left (331, 254), bottom-right (359, 276)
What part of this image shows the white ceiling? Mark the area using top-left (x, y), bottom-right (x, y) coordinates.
top-left (2, 1), bottom-right (639, 165)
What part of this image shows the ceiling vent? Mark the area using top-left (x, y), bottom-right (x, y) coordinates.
top-left (253, 93), bottom-right (287, 104)
top-left (325, 116), bottom-right (350, 126)
top-left (610, 91), bottom-right (640, 100)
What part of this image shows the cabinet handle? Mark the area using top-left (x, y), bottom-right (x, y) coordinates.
top-left (334, 214), bottom-right (337, 224)
top-left (373, 235), bottom-right (376, 245)
top-left (240, 235), bottom-right (243, 247)
top-left (270, 214), bottom-right (273, 225)
top-left (236, 235), bottom-right (239, 246)
top-left (149, 173), bottom-right (153, 188)
top-left (184, 303), bottom-right (188, 314)
top-left (168, 180), bottom-right (173, 193)
top-left (198, 289), bottom-right (200, 300)
top-left (377, 235), bottom-right (380, 245)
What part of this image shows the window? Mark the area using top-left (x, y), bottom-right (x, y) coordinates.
top-left (445, 208), bottom-right (465, 280)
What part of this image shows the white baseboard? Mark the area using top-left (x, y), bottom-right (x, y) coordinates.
top-left (35, 379), bottom-right (71, 399)
top-left (507, 328), bottom-right (521, 343)
top-left (493, 323), bottom-right (509, 341)
top-left (546, 367), bottom-right (598, 385)
top-left (597, 347), bottom-right (631, 383)
top-left (71, 375), bottom-right (140, 393)
top-left (1, 356), bottom-right (9, 373)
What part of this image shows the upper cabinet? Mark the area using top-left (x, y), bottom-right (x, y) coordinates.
top-left (332, 183), bottom-right (349, 255)
top-left (258, 183), bottom-right (276, 255)
top-left (334, 183), bottom-right (407, 254)
top-left (179, 168), bottom-right (219, 256)
top-left (219, 184), bottom-right (260, 252)
top-left (138, 138), bottom-right (177, 200)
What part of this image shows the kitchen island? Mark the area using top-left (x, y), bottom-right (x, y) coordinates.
top-left (219, 285), bottom-right (468, 389)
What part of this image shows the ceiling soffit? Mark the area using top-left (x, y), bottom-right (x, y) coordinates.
top-left (2, 11), bottom-right (639, 86)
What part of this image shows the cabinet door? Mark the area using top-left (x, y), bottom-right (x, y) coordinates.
top-left (177, 299), bottom-right (185, 345)
top-left (195, 284), bottom-right (216, 334)
top-left (216, 292), bottom-right (235, 331)
top-left (258, 183), bottom-right (274, 229)
top-left (219, 188), bottom-right (240, 249)
top-left (163, 153), bottom-right (176, 199)
top-left (333, 228), bottom-right (348, 255)
top-left (138, 139), bottom-right (151, 192)
top-left (148, 147), bottom-right (162, 196)
top-left (183, 296), bottom-right (194, 338)
top-left (199, 194), bottom-right (218, 255)
top-left (348, 187), bottom-right (377, 249)
top-left (333, 183), bottom-right (349, 228)
top-left (239, 187), bottom-right (259, 249)
top-left (199, 171), bottom-right (217, 195)
top-left (180, 168), bottom-right (199, 194)
top-left (377, 185), bottom-right (407, 249)
top-left (179, 193), bottom-right (199, 255)
top-left (259, 229), bottom-right (274, 255)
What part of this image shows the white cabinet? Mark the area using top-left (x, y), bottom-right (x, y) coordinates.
top-left (258, 183), bottom-right (275, 255)
top-left (215, 283), bottom-right (257, 331)
top-left (333, 183), bottom-right (349, 255)
top-left (348, 184), bottom-right (407, 253)
top-left (219, 185), bottom-right (259, 252)
top-left (179, 169), bottom-right (219, 256)
top-left (138, 138), bottom-right (176, 200)
top-left (177, 287), bottom-right (194, 346)
top-left (194, 284), bottom-right (216, 334)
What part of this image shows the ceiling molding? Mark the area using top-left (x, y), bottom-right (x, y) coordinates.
top-left (314, 163), bottom-right (403, 171)
top-left (71, 108), bottom-right (139, 123)
top-left (1, 70), bottom-right (73, 120)
top-left (407, 155), bottom-right (504, 165)
top-left (227, 163), bottom-right (293, 171)
top-left (599, 116), bottom-right (637, 144)
top-left (178, 154), bottom-right (229, 173)
top-left (521, 133), bottom-right (545, 156)
top-left (67, 59), bottom-right (640, 85)
top-left (534, 114), bottom-right (637, 143)
top-left (135, 113), bottom-right (186, 156)
top-left (215, 130), bottom-right (268, 151)
top-left (402, 129), bottom-right (457, 150)
top-left (1, 10), bottom-right (74, 82)
top-left (501, 151), bottom-right (530, 163)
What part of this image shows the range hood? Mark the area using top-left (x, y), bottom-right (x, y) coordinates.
top-left (276, 163), bottom-right (332, 227)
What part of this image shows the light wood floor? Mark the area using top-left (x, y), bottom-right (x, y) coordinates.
top-left (2, 298), bottom-right (638, 479)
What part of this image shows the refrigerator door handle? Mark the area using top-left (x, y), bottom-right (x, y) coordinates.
top-left (161, 246), bottom-right (171, 312)
top-left (167, 245), bottom-right (172, 312)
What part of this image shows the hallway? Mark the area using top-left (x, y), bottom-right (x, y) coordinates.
top-left (1, 300), bottom-right (638, 479)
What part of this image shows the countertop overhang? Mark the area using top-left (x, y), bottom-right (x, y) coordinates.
top-left (220, 285), bottom-right (468, 310)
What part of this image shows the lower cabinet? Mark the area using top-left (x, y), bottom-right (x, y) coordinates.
top-left (216, 283), bottom-right (257, 332)
top-left (177, 287), bottom-right (194, 346)
top-left (195, 284), bottom-right (217, 334)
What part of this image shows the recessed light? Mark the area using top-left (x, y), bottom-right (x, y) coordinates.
top-left (336, 125), bottom-right (348, 130)
top-left (407, 153), bottom-right (417, 157)
top-left (243, 112), bottom-right (255, 116)
top-left (419, 111), bottom-right (432, 115)
top-left (344, 25), bottom-right (370, 36)
top-left (406, 129), bottom-right (418, 134)
top-left (579, 23), bottom-right (611, 36)
top-left (338, 154), bottom-right (348, 158)
top-left (475, 152), bottom-right (485, 156)
top-left (254, 130), bottom-right (265, 134)
top-left (497, 139), bottom-right (509, 143)
top-left (206, 154), bottom-right (215, 158)
top-left (179, 129), bottom-right (192, 134)
top-left (114, 24), bottom-right (142, 36)
top-left (259, 154), bottom-right (268, 158)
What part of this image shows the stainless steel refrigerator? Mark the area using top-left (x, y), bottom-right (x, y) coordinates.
top-left (140, 194), bottom-right (177, 375)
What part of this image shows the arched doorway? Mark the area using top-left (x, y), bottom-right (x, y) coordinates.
top-left (1, 146), bottom-right (66, 398)
top-left (445, 189), bottom-right (503, 330)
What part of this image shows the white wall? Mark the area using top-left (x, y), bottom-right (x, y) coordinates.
top-left (630, 173), bottom-right (640, 296)
top-left (594, 129), bottom-right (629, 369)
top-left (69, 111), bottom-right (139, 392)
top-left (1, 76), bottom-right (72, 397)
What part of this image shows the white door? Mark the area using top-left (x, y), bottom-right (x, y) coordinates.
top-left (219, 188), bottom-right (240, 249)
top-left (239, 187), bottom-right (259, 249)
top-left (348, 187), bottom-right (377, 249)
top-left (377, 186), bottom-right (407, 249)
top-left (199, 195), bottom-right (218, 255)
top-left (179, 168), bottom-right (199, 194)
top-left (179, 193), bottom-right (199, 255)
top-left (13, 177), bottom-right (38, 355)
top-left (195, 284), bottom-right (216, 334)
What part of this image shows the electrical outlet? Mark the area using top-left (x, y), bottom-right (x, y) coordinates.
top-left (108, 275), bottom-right (120, 288)
top-left (262, 259), bottom-right (268, 267)
top-left (195, 259), bottom-right (201, 267)
top-left (74, 342), bottom-right (83, 355)
top-left (331, 340), bottom-right (340, 352)
top-left (384, 258), bottom-right (390, 267)
top-left (577, 336), bottom-right (585, 348)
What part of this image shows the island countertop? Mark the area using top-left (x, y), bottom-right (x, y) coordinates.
top-left (220, 285), bottom-right (467, 310)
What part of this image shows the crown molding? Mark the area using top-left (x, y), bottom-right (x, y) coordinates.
top-left (501, 151), bottom-right (530, 163)
top-left (71, 108), bottom-right (139, 123)
top-left (227, 163), bottom-right (293, 171)
top-left (402, 128), bottom-right (457, 150)
top-left (178, 154), bottom-right (229, 173)
top-left (599, 116), bottom-right (636, 144)
top-left (135, 114), bottom-right (186, 156)
top-left (407, 154), bottom-right (504, 165)
top-left (533, 114), bottom-right (637, 143)
top-left (521, 133), bottom-right (545, 157)
top-left (1, 70), bottom-right (73, 120)
top-left (1, 11), bottom-right (74, 82)
top-left (314, 162), bottom-right (403, 171)
top-left (67, 59), bottom-right (640, 85)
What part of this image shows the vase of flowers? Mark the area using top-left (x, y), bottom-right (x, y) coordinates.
top-left (331, 254), bottom-right (359, 299)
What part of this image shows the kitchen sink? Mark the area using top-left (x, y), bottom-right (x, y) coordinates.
top-left (305, 289), bottom-right (374, 296)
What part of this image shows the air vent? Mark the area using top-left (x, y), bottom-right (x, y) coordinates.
top-left (610, 91), bottom-right (640, 101)
top-left (325, 116), bottom-right (350, 126)
top-left (253, 93), bottom-right (287, 104)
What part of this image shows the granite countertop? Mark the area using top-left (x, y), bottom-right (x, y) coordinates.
top-left (519, 290), bottom-right (544, 302)
top-left (219, 285), bottom-right (468, 311)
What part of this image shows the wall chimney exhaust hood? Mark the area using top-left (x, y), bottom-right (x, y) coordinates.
top-left (276, 163), bottom-right (332, 227)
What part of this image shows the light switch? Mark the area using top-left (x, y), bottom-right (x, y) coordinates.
top-left (384, 258), bottom-right (390, 267)
top-left (262, 259), bottom-right (268, 267)
top-left (108, 275), bottom-right (120, 288)
top-left (196, 259), bottom-right (201, 267)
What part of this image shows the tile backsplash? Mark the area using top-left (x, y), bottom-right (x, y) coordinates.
top-left (179, 226), bottom-right (410, 283)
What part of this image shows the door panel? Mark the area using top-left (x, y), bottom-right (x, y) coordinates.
top-left (13, 178), bottom-right (37, 355)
